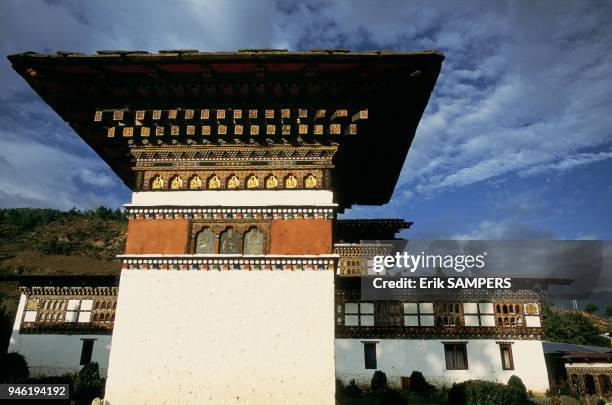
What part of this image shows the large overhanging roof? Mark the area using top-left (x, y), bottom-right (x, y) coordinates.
top-left (8, 49), bottom-right (443, 210)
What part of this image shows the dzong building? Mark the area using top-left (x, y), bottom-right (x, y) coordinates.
top-left (6, 48), bottom-right (561, 403)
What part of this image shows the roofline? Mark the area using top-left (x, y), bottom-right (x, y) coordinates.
top-left (8, 49), bottom-right (445, 64)
top-left (8, 48), bottom-right (444, 210)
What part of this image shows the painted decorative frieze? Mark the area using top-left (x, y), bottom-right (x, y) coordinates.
top-left (190, 221), bottom-right (270, 255)
top-left (19, 286), bottom-right (118, 334)
top-left (127, 207), bottom-right (335, 220)
top-left (141, 169), bottom-right (326, 191)
top-left (335, 290), bottom-right (545, 339)
top-left (120, 256), bottom-right (337, 272)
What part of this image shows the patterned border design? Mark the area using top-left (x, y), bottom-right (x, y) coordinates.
top-left (120, 256), bottom-right (337, 271)
top-left (131, 145), bottom-right (338, 164)
top-left (335, 295), bottom-right (544, 339)
top-left (127, 207), bottom-right (335, 220)
top-left (18, 286), bottom-right (118, 334)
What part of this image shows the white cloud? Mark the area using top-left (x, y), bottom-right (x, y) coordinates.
top-left (519, 150), bottom-right (612, 177)
top-left (77, 169), bottom-right (116, 188)
top-left (0, 0), bottom-right (611, 216)
top-left (0, 135), bottom-right (126, 209)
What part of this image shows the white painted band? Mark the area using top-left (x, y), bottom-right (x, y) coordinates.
top-left (129, 190), bottom-right (335, 207)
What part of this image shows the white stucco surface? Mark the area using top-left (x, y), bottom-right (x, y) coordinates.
top-left (104, 270), bottom-right (335, 405)
top-left (9, 294), bottom-right (112, 376)
top-left (128, 190), bottom-right (335, 207)
top-left (335, 338), bottom-right (549, 392)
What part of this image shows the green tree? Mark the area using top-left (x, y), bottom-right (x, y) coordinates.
top-left (371, 370), bottom-right (388, 393)
top-left (604, 305), bottom-right (612, 318)
top-left (0, 352), bottom-right (29, 382)
top-left (507, 375), bottom-right (527, 403)
top-left (74, 362), bottom-right (104, 405)
top-left (585, 304), bottom-right (598, 314)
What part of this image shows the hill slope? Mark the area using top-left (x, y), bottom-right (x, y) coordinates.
top-left (0, 207), bottom-right (126, 274)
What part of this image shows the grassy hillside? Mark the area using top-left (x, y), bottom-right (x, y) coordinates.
top-left (541, 301), bottom-right (611, 347)
top-left (0, 207), bottom-right (126, 270)
top-left (581, 310), bottom-right (612, 335)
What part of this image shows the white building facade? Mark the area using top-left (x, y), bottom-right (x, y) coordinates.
top-left (8, 278), bottom-right (116, 377)
top-left (333, 275), bottom-right (549, 393)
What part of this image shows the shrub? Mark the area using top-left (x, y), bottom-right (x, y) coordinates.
top-left (447, 379), bottom-right (530, 405)
top-left (507, 375), bottom-right (527, 403)
top-left (74, 362), bottom-right (104, 405)
top-left (344, 379), bottom-right (363, 398)
top-left (380, 388), bottom-right (408, 405)
top-left (371, 370), bottom-right (388, 393)
top-left (465, 380), bottom-right (509, 404)
top-left (44, 239), bottom-right (76, 255)
top-left (408, 370), bottom-right (435, 394)
top-left (545, 388), bottom-right (562, 405)
top-left (448, 382), bottom-right (467, 405)
top-left (0, 352), bottom-right (29, 383)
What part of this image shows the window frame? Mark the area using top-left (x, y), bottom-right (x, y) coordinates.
top-left (80, 339), bottom-right (95, 366)
top-left (403, 302), bottom-right (434, 327)
top-left (443, 342), bottom-right (469, 370)
top-left (464, 302), bottom-right (495, 327)
top-left (343, 302), bottom-right (375, 326)
top-left (363, 341), bottom-right (378, 369)
top-left (435, 302), bottom-right (463, 327)
top-left (375, 301), bottom-right (403, 326)
top-left (498, 342), bottom-right (514, 370)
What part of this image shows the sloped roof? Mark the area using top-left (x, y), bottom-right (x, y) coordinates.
top-left (8, 49), bottom-right (444, 210)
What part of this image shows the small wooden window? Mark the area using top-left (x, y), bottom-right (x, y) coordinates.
top-left (364, 342), bottom-right (377, 369)
top-left (435, 302), bottom-right (462, 327)
top-left (499, 343), bottom-right (514, 370)
top-left (444, 343), bottom-right (468, 370)
top-left (344, 303), bottom-right (374, 326)
top-left (80, 339), bottom-right (95, 365)
top-left (375, 301), bottom-right (402, 326)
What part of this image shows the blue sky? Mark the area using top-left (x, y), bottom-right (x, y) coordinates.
top-left (0, 0), bottom-right (611, 239)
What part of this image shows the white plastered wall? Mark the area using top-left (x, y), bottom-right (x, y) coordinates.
top-left (104, 270), bottom-right (335, 405)
top-left (129, 190), bottom-right (334, 207)
top-left (335, 338), bottom-right (549, 392)
top-left (8, 294), bottom-right (112, 377)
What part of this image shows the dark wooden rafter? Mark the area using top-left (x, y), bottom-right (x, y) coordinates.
top-left (8, 49), bottom-right (444, 210)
